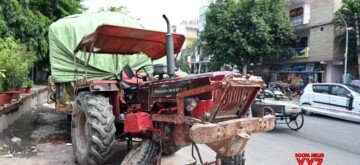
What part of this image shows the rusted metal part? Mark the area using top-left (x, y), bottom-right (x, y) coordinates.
top-left (208, 83), bottom-right (261, 122)
top-left (176, 82), bottom-right (223, 117)
top-left (189, 115), bottom-right (275, 144)
top-left (177, 82), bottom-right (223, 98)
top-left (151, 114), bottom-right (205, 124)
top-left (207, 134), bottom-right (248, 157)
top-left (152, 114), bottom-right (185, 124)
top-left (172, 124), bottom-right (192, 147)
top-left (207, 82), bottom-right (231, 122)
top-left (75, 79), bottom-right (117, 86)
top-left (240, 86), bottom-right (260, 117)
top-left (75, 79), bottom-right (118, 94)
top-left (90, 83), bottom-right (118, 92)
top-left (156, 107), bottom-right (177, 115)
top-left (109, 92), bottom-right (121, 119)
top-left (189, 115), bottom-right (275, 157)
top-left (55, 101), bottom-right (73, 114)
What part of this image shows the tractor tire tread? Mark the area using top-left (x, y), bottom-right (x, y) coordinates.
top-left (121, 139), bottom-right (159, 165)
top-left (72, 92), bottom-right (116, 165)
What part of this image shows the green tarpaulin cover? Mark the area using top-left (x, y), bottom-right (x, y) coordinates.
top-left (49, 12), bottom-right (159, 83)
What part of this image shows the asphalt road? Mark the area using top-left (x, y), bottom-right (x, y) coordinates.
top-left (163, 113), bottom-right (360, 165)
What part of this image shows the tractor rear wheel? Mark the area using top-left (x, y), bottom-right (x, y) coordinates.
top-left (220, 153), bottom-right (245, 165)
top-left (121, 139), bottom-right (160, 165)
top-left (72, 92), bottom-right (116, 165)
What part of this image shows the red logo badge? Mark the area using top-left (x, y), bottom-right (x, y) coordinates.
top-left (295, 153), bottom-right (324, 165)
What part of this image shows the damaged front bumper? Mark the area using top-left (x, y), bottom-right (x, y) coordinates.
top-left (189, 115), bottom-right (275, 157)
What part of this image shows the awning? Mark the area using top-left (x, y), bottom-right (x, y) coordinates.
top-left (74, 24), bottom-right (185, 60)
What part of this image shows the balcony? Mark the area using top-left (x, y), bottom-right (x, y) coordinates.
top-left (291, 47), bottom-right (309, 59)
top-left (291, 16), bottom-right (303, 26)
top-left (287, 1), bottom-right (310, 27)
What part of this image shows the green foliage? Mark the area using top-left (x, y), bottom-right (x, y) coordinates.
top-left (180, 59), bottom-right (191, 73)
top-left (334, 0), bottom-right (360, 60)
top-left (0, 69), bottom-right (5, 78)
top-left (200, 0), bottom-right (295, 70)
top-left (0, 38), bottom-right (35, 92)
top-left (29, 0), bottom-right (84, 21)
top-left (0, 0), bottom-right (84, 63)
top-left (98, 6), bottom-right (129, 13)
top-left (21, 77), bottom-right (34, 87)
top-left (1, 0), bottom-right (49, 60)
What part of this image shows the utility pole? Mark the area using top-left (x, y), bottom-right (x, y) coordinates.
top-left (355, 13), bottom-right (360, 78)
top-left (339, 12), bottom-right (349, 83)
top-left (197, 45), bottom-right (202, 74)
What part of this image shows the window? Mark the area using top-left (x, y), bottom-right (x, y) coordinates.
top-left (299, 37), bottom-right (308, 47)
top-left (289, 7), bottom-right (304, 26)
top-left (331, 86), bottom-right (350, 97)
top-left (313, 85), bottom-right (329, 94)
top-left (346, 85), bottom-right (360, 95)
top-left (292, 37), bottom-right (308, 48)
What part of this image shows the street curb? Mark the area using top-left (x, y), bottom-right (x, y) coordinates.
top-left (0, 86), bottom-right (49, 132)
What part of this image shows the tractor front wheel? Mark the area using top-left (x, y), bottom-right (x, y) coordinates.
top-left (72, 92), bottom-right (116, 165)
top-left (219, 153), bottom-right (245, 165)
top-left (121, 139), bottom-right (160, 165)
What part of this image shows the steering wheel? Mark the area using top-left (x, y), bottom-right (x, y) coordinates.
top-left (135, 65), bottom-right (152, 81)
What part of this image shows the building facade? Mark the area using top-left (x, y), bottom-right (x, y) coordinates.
top-left (264, 0), bottom-right (343, 86)
top-left (184, 6), bottom-right (211, 74)
top-left (174, 20), bottom-right (199, 48)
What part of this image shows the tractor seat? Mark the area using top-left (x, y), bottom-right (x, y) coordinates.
top-left (120, 65), bottom-right (143, 91)
top-left (119, 81), bottom-right (138, 91)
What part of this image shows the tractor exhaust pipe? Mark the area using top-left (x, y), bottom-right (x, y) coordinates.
top-left (163, 14), bottom-right (176, 78)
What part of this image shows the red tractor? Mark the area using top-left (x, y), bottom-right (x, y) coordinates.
top-left (70, 15), bottom-right (275, 165)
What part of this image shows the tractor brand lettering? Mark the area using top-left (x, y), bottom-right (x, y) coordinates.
top-left (295, 153), bottom-right (324, 165)
top-left (152, 87), bottom-right (180, 97)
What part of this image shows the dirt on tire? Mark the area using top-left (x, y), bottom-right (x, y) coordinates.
top-left (72, 92), bottom-right (116, 165)
top-left (121, 139), bottom-right (159, 165)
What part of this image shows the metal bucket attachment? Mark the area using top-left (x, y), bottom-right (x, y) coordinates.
top-left (208, 80), bottom-right (261, 122)
top-left (189, 115), bottom-right (275, 156)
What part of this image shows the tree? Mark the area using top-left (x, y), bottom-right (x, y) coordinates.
top-left (98, 6), bottom-right (129, 13)
top-left (334, 0), bottom-right (360, 78)
top-left (0, 0), bottom-right (84, 63)
top-left (0, 37), bottom-right (35, 91)
top-left (200, 0), bottom-right (295, 73)
top-left (29, 0), bottom-right (84, 21)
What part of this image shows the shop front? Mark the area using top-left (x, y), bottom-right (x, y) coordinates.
top-left (269, 62), bottom-right (325, 89)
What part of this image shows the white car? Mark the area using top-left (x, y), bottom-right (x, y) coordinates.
top-left (300, 83), bottom-right (360, 122)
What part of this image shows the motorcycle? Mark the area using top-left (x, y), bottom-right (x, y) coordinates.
top-left (261, 83), bottom-right (291, 100)
top-left (273, 85), bottom-right (286, 100)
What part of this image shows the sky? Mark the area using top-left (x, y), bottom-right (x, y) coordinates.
top-left (82, 0), bottom-right (209, 31)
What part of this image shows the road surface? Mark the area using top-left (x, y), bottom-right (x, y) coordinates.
top-left (0, 101), bottom-right (359, 165)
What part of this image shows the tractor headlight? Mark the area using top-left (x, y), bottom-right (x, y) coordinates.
top-left (185, 98), bottom-right (198, 112)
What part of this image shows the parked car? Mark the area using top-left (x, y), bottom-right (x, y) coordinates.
top-left (300, 83), bottom-right (360, 122)
top-left (350, 80), bottom-right (360, 87)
